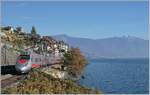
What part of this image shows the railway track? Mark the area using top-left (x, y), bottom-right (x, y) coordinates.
top-left (1, 59), bottom-right (61, 89)
top-left (1, 75), bottom-right (27, 89)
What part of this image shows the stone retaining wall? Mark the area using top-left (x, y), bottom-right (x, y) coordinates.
top-left (1, 46), bottom-right (18, 66)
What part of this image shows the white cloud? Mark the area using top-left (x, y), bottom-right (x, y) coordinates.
top-left (21, 16), bottom-right (32, 20)
top-left (15, 2), bottom-right (28, 7)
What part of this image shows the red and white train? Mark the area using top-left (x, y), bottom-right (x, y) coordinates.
top-left (15, 50), bottom-right (62, 73)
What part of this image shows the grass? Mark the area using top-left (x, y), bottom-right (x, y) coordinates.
top-left (2, 69), bottom-right (101, 94)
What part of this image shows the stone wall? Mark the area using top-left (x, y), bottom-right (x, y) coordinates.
top-left (1, 45), bottom-right (18, 66)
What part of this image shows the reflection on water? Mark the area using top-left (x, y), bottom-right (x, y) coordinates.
top-left (79, 59), bottom-right (149, 94)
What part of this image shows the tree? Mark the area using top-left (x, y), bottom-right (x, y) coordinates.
top-left (30, 26), bottom-right (37, 45)
top-left (63, 48), bottom-right (88, 77)
top-left (31, 26), bottom-right (37, 35)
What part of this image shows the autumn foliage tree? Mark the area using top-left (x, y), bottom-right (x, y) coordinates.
top-left (63, 47), bottom-right (88, 77)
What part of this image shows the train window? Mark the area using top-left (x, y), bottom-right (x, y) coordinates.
top-left (35, 58), bottom-right (37, 62)
top-left (34, 58), bottom-right (42, 62)
top-left (35, 58), bottom-right (38, 62)
top-left (31, 58), bottom-right (33, 62)
top-left (36, 58), bottom-right (38, 62)
top-left (19, 55), bottom-right (30, 60)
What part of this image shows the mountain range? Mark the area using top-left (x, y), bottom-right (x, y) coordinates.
top-left (53, 34), bottom-right (149, 59)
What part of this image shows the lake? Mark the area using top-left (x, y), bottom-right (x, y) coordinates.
top-left (79, 58), bottom-right (149, 94)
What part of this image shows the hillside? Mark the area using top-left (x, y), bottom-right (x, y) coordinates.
top-left (53, 34), bottom-right (149, 59)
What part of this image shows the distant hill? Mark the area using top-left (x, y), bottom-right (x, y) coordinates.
top-left (53, 34), bottom-right (149, 59)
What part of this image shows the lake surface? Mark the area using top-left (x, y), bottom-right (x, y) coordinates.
top-left (79, 59), bottom-right (149, 94)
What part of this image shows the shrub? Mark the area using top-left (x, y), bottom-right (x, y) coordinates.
top-left (2, 70), bottom-right (100, 94)
top-left (63, 48), bottom-right (88, 77)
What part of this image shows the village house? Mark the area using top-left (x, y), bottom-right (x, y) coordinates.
top-left (2, 26), bottom-right (14, 34)
top-left (58, 41), bottom-right (69, 53)
top-left (15, 27), bottom-right (23, 34)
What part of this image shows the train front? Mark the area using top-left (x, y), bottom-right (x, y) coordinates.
top-left (15, 54), bottom-right (32, 73)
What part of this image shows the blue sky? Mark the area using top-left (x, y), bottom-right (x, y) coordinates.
top-left (2, 1), bottom-right (149, 39)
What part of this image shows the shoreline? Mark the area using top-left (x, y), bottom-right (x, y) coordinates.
top-left (2, 69), bottom-right (101, 94)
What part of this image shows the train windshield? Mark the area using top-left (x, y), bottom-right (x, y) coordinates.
top-left (18, 55), bottom-right (30, 64)
top-left (19, 55), bottom-right (30, 60)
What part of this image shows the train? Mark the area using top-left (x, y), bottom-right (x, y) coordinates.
top-left (15, 50), bottom-right (62, 73)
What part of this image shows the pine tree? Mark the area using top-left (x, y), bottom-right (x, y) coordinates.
top-left (31, 26), bottom-right (36, 35)
top-left (31, 26), bottom-right (37, 46)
